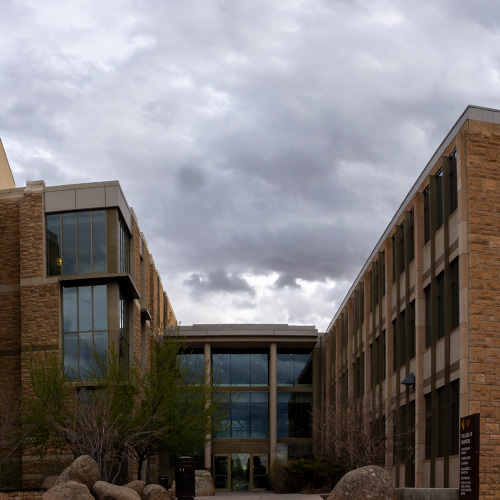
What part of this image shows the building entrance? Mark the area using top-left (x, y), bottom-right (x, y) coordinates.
top-left (213, 453), bottom-right (268, 491)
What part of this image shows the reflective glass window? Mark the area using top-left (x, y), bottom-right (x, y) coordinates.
top-left (212, 353), bottom-right (268, 386)
top-left (250, 392), bottom-right (268, 438)
top-left (213, 354), bottom-right (231, 385)
top-left (179, 353), bottom-right (205, 383)
top-left (63, 285), bottom-right (108, 379)
top-left (47, 210), bottom-right (106, 276)
top-left (277, 351), bottom-right (312, 386)
top-left (231, 393), bottom-right (250, 438)
top-left (251, 353), bottom-right (268, 385)
top-left (46, 214), bottom-right (62, 275)
top-left (277, 392), bottom-right (312, 438)
top-left (77, 211), bottom-right (92, 273)
top-left (231, 354), bottom-right (250, 386)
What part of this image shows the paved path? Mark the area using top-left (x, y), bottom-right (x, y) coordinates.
top-left (197, 493), bottom-right (323, 500)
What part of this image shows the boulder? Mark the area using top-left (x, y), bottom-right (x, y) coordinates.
top-left (53, 455), bottom-right (100, 491)
top-left (42, 475), bottom-right (58, 490)
top-left (124, 480), bottom-right (146, 496)
top-left (93, 480), bottom-right (142, 500)
top-left (42, 480), bottom-right (94, 500)
top-left (327, 465), bottom-right (394, 500)
top-left (195, 470), bottom-right (215, 496)
top-left (143, 483), bottom-right (172, 500)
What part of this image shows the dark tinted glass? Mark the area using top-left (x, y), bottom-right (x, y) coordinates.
top-left (437, 273), bottom-right (444, 340)
top-left (63, 287), bottom-right (78, 332)
top-left (436, 170), bottom-right (444, 229)
top-left (92, 210), bottom-right (106, 272)
top-left (78, 286), bottom-right (92, 332)
top-left (93, 285), bottom-right (107, 330)
top-left (214, 392), bottom-right (230, 438)
top-left (62, 212), bottom-right (77, 274)
top-left (277, 354), bottom-right (294, 385)
top-left (213, 354), bottom-right (230, 385)
top-left (424, 187), bottom-right (430, 243)
top-left (46, 214), bottom-right (61, 275)
top-left (231, 354), bottom-right (251, 386)
top-left (64, 332), bottom-right (78, 380)
top-left (251, 353), bottom-right (268, 385)
top-left (79, 332), bottom-right (93, 378)
top-left (295, 353), bottom-right (312, 385)
top-left (94, 331), bottom-right (107, 375)
top-left (277, 392), bottom-right (291, 438)
top-left (77, 211), bottom-right (92, 273)
top-left (250, 393), bottom-right (268, 438)
top-left (425, 286), bottom-right (431, 348)
top-left (231, 392), bottom-right (250, 437)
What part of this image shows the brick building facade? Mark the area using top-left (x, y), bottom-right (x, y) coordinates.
top-left (324, 105), bottom-right (500, 497)
top-left (0, 160), bottom-right (177, 486)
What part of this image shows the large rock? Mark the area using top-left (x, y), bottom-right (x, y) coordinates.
top-left (195, 470), bottom-right (215, 496)
top-left (125, 480), bottom-right (146, 496)
top-left (53, 455), bottom-right (100, 491)
top-left (93, 480), bottom-right (142, 500)
top-left (42, 480), bottom-right (94, 500)
top-left (327, 465), bottom-right (394, 500)
top-left (143, 483), bottom-right (172, 500)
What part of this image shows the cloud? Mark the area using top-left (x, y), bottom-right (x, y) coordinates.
top-left (3, 0), bottom-right (500, 330)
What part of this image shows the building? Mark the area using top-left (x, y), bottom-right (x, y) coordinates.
top-left (179, 324), bottom-right (321, 491)
top-left (324, 105), bottom-right (500, 496)
top-left (0, 143), bottom-right (177, 486)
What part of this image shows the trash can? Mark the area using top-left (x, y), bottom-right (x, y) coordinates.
top-left (158, 475), bottom-right (169, 490)
top-left (175, 456), bottom-right (195, 500)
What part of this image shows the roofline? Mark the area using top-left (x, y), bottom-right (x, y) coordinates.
top-left (327, 104), bottom-right (500, 332)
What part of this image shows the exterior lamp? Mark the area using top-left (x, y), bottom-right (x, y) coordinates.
top-left (401, 372), bottom-right (416, 386)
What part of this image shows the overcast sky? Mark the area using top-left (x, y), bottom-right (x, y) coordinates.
top-left (2, 0), bottom-right (500, 331)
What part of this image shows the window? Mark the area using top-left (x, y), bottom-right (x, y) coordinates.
top-left (47, 210), bottom-right (106, 276)
top-left (63, 285), bottom-right (107, 380)
top-left (425, 286), bottom-right (431, 348)
top-left (409, 208), bottom-right (415, 262)
top-left (392, 319), bottom-right (397, 372)
top-left (449, 151), bottom-right (458, 213)
top-left (179, 352), bottom-right (205, 384)
top-left (214, 392), bottom-right (268, 438)
top-left (277, 392), bottom-right (312, 438)
top-left (277, 351), bottom-right (312, 386)
top-left (423, 186), bottom-right (430, 244)
top-left (276, 443), bottom-right (313, 461)
top-left (212, 353), bottom-right (268, 386)
top-left (399, 222), bottom-right (405, 273)
top-left (119, 291), bottom-right (129, 373)
top-left (381, 252), bottom-right (386, 296)
top-left (437, 387), bottom-right (445, 457)
top-left (437, 272), bottom-right (445, 340)
top-left (436, 169), bottom-right (444, 229)
top-left (118, 215), bottom-right (130, 274)
top-left (409, 301), bottom-right (416, 359)
top-left (392, 234), bottom-right (397, 283)
top-left (381, 330), bottom-right (386, 380)
top-left (425, 393), bottom-right (432, 460)
top-left (451, 258), bottom-right (460, 331)
top-left (399, 310), bottom-right (406, 368)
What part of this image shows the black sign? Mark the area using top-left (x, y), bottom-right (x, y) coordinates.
top-left (460, 413), bottom-right (480, 500)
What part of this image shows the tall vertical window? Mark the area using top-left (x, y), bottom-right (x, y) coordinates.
top-left (425, 393), bottom-right (432, 460)
top-left (118, 215), bottom-right (130, 274)
top-left (449, 151), bottom-right (458, 213)
top-left (409, 208), bottom-right (415, 262)
top-left (63, 285), bottom-right (107, 380)
top-left (409, 301), bottom-right (416, 359)
top-left (399, 309), bottom-right (406, 368)
top-left (436, 169), bottom-right (444, 229)
top-left (277, 392), bottom-right (312, 438)
top-left (381, 251), bottom-right (386, 296)
top-left (451, 380), bottom-right (460, 455)
top-left (119, 291), bottom-right (129, 372)
top-left (451, 258), bottom-right (460, 331)
top-left (425, 286), bottom-right (431, 348)
top-left (392, 234), bottom-right (397, 283)
top-left (392, 319), bottom-right (397, 372)
top-left (437, 387), bottom-right (445, 457)
top-left (437, 272), bottom-right (445, 340)
top-left (423, 186), bottom-right (430, 244)
top-left (47, 210), bottom-right (106, 276)
top-left (399, 222), bottom-right (405, 273)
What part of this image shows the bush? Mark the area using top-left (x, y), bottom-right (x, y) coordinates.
top-left (269, 457), bottom-right (345, 493)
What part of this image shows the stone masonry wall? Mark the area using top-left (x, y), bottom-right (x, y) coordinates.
top-left (465, 121), bottom-right (500, 500)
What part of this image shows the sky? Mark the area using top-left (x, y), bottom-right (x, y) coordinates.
top-left (2, 0), bottom-right (500, 332)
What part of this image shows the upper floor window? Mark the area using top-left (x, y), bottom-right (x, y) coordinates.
top-left (436, 169), bottom-right (444, 229)
top-left (63, 284), bottom-right (107, 380)
top-left (277, 350), bottom-right (312, 386)
top-left (409, 208), bottom-right (415, 262)
top-left (449, 151), bottom-right (458, 213)
top-left (423, 186), bottom-right (430, 243)
top-left (47, 210), bottom-right (106, 276)
top-left (118, 215), bottom-right (130, 274)
top-left (212, 352), bottom-right (268, 386)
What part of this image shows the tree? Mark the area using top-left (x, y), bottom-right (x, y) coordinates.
top-left (313, 396), bottom-right (416, 474)
top-left (0, 388), bottom-right (23, 487)
top-left (23, 331), bottom-right (226, 483)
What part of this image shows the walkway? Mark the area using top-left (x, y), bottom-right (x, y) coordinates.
top-left (197, 493), bottom-right (323, 500)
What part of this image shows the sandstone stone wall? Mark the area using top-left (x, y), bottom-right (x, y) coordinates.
top-left (465, 122), bottom-right (500, 499)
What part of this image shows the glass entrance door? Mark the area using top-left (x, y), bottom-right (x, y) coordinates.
top-left (213, 455), bottom-right (230, 490)
top-left (251, 455), bottom-right (268, 490)
top-left (231, 453), bottom-right (250, 491)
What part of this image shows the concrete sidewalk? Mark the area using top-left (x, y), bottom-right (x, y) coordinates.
top-left (196, 493), bottom-right (323, 500)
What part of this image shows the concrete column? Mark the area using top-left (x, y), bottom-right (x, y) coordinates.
top-left (204, 342), bottom-right (212, 471)
top-left (270, 342), bottom-right (277, 463)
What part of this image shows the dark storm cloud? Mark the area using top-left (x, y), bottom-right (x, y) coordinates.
top-left (184, 270), bottom-right (255, 298)
top-left (3, 0), bottom-right (500, 329)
